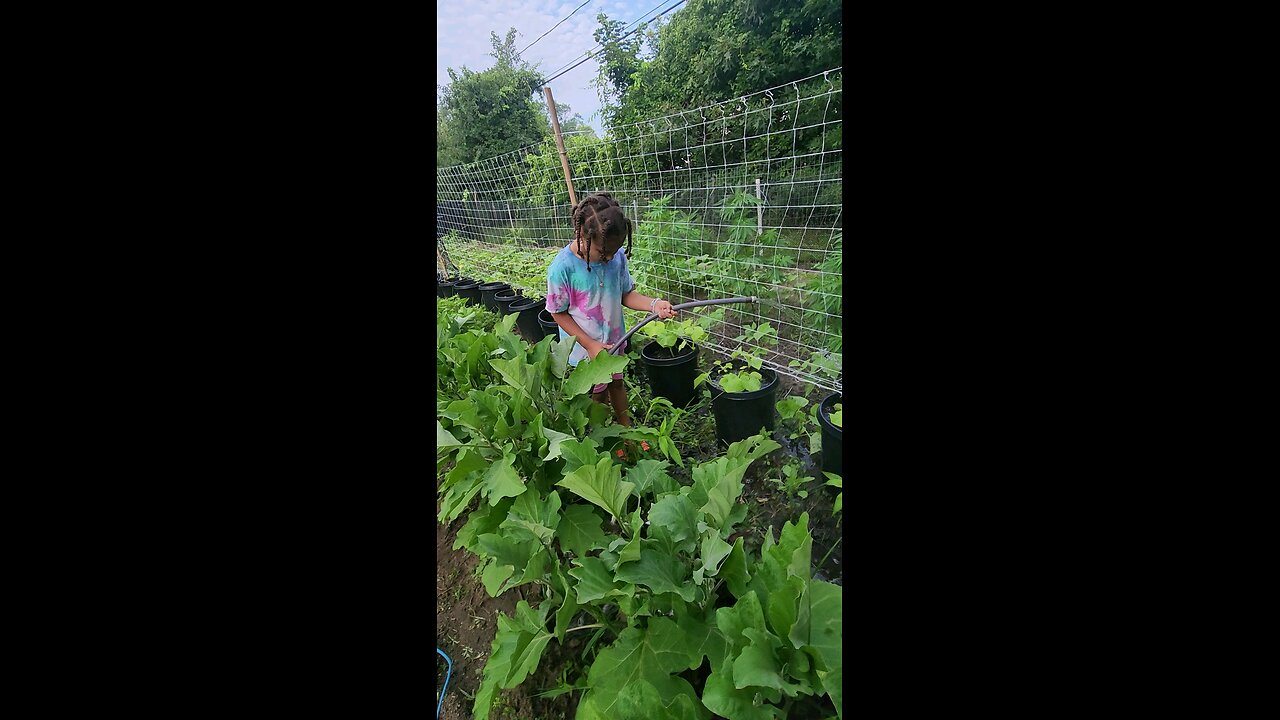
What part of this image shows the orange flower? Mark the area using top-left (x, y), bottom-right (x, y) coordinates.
top-left (641, 441), bottom-right (651, 451)
top-left (616, 449), bottom-right (625, 458)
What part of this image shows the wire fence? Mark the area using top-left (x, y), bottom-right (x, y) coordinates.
top-left (437, 68), bottom-right (842, 394)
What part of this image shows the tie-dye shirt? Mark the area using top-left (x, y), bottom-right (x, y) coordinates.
top-left (545, 244), bottom-right (635, 367)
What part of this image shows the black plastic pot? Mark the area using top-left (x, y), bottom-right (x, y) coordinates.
top-left (537, 310), bottom-right (561, 340)
top-left (709, 367), bottom-right (778, 446)
top-left (480, 282), bottom-right (511, 313)
top-left (454, 278), bottom-right (482, 306)
top-left (640, 341), bottom-right (699, 408)
top-left (495, 289), bottom-right (522, 315)
top-left (817, 392), bottom-right (842, 477)
top-left (510, 296), bottom-right (545, 342)
top-left (439, 278), bottom-right (459, 298)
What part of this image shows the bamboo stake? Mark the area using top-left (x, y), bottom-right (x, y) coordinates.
top-left (543, 86), bottom-right (578, 208)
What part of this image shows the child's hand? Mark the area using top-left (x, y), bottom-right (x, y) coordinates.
top-left (589, 342), bottom-right (614, 359)
top-left (655, 300), bottom-right (678, 319)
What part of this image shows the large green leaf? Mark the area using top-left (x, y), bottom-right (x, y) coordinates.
top-left (732, 628), bottom-right (807, 697)
top-left (506, 601), bottom-right (553, 689)
top-left (614, 546), bottom-right (697, 602)
top-left (567, 555), bottom-right (627, 605)
top-left (697, 531), bottom-right (733, 583)
top-left (542, 426), bottom-right (576, 461)
top-left (440, 447), bottom-right (486, 493)
top-left (481, 560), bottom-right (516, 596)
top-left (482, 453), bottom-right (528, 505)
top-left (719, 537), bottom-right (751, 599)
top-left (626, 458), bottom-right (677, 497)
top-left (563, 352), bottom-right (629, 396)
top-left (611, 508), bottom-right (644, 570)
top-left (473, 611), bottom-right (520, 720)
top-left (575, 619), bottom-right (708, 719)
top-left (550, 335), bottom-right (576, 379)
top-left (490, 355), bottom-right (530, 393)
top-left (454, 496), bottom-right (513, 552)
top-left (818, 666), bottom-right (842, 719)
top-left (556, 504), bottom-right (608, 557)
top-left (716, 590), bottom-right (766, 656)
top-left (649, 493), bottom-right (699, 550)
top-left (553, 564), bottom-right (578, 642)
top-left (556, 456), bottom-right (634, 521)
top-left (677, 612), bottom-right (728, 674)
top-left (437, 420), bottom-right (462, 450)
top-left (806, 579), bottom-right (842, 672)
top-left (501, 488), bottom-right (561, 544)
top-left (558, 437), bottom-right (603, 474)
top-left (701, 667), bottom-right (784, 720)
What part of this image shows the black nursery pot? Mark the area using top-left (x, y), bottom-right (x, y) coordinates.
top-left (640, 341), bottom-right (700, 409)
top-left (479, 282), bottom-right (511, 313)
top-left (710, 367), bottom-right (778, 446)
top-left (494, 289), bottom-right (522, 315)
top-left (454, 278), bottom-right (482, 306)
top-left (537, 310), bottom-right (561, 340)
top-left (817, 392), bottom-right (842, 477)
top-left (509, 296), bottom-right (546, 342)
top-left (438, 277), bottom-right (459, 298)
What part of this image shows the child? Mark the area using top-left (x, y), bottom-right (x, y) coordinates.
top-left (546, 192), bottom-right (677, 426)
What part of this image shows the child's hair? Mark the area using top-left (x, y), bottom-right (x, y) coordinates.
top-left (573, 192), bottom-right (633, 272)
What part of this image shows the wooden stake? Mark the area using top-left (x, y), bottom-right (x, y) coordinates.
top-left (544, 86), bottom-right (577, 208)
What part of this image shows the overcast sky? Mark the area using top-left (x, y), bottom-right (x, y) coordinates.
top-left (437, 0), bottom-right (662, 140)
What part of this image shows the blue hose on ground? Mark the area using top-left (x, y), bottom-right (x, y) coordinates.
top-left (436, 647), bottom-right (452, 719)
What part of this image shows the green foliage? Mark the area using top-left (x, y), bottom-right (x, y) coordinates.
top-left (438, 28), bottom-right (549, 166)
top-left (437, 289), bottom-right (841, 718)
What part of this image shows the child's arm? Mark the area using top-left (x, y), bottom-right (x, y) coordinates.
top-left (621, 290), bottom-right (678, 319)
top-left (551, 312), bottom-right (612, 358)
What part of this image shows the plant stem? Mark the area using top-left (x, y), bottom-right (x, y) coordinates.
top-left (817, 537), bottom-right (842, 571)
top-left (565, 623), bottom-right (604, 634)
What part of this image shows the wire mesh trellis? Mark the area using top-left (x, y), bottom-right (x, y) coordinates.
top-left (437, 68), bottom-right (842, 394)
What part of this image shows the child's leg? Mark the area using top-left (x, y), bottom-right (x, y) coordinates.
top-left (607, 377), bottom-right (630, 426)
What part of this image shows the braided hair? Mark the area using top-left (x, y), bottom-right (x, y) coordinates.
top-left (572, 192), bottom-right (633, 272)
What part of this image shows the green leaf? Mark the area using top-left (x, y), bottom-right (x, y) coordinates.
top-left (716, 590), bottom-right (766, 655)
top-left (676, 610), bottom-right (727, 674)
top-left (556, 504), bottom-right (608, 557)
top-left (806, 579), bottom-right (842, 672)
top-left (556, 456), bottom-right (634, 522)
top-left (563, 352), bottom-right (629, 396)
top-left (482, 560), bottom-right (515, 596)
top-left (553, 565), bottom-right (578, 642)
top-left (501, 488), bottom-right (561, 544)
top-left (506, 602), bottom-right (553, 689)
top-left (614, 546), bottom-right (697, 602)
top-left (482, 454), bottom-right (528, 505)
top-left (649, 493), bottom-right (699, 550)
top-left (818, 666), bottom-right (842, 719)
top-left (699, 531), bottom-right (733, 581)
top-left (776, 396), bottom-right (809, 420)
top-left (474, 611), bottom-right (520, 720)
top-left (550, 335), bottom-right (576, 379)
top-left (440, 447), bottom-right (486, 492)
top-left (558, 437), bottom-right (603, 474)
top-left (719, 537), bottom-right (751, 599)
top-left (490, 355), bottom-right (529, 393)
top-left (829, 409), bottom-right (842, 427)
top-left (626, 458), bottom-right (676, 497)
top-left (542, 426), bottom-right (576, 461)
top-left (436, 420), bottom-right (462, 450)
top-left (613, 508), bottom-right (644, 569)
top-left (575, 619), bottom-right (708, 720)
top-left (702, 667), bottom-right (783, 720)
top-left (567, 555), bottom-right (626, 604)
top-left (454, 496), bottom-right (513, 552)
top-left (732, 627), bottom-right (807, 696)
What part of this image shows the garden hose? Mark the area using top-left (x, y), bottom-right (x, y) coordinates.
top-left (610, 296), bottom-right (758, 356)
top-left (436, 647), bottom-right (452, 720)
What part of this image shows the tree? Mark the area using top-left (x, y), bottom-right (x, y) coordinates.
top-left (437, 28), bottom-right (549, 166)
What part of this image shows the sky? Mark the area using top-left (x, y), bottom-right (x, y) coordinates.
top-left (437, 0), bottom-right (664, 139)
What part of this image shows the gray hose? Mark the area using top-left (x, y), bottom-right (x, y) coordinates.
top-left (610, 296), bottom-right (757, 355)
